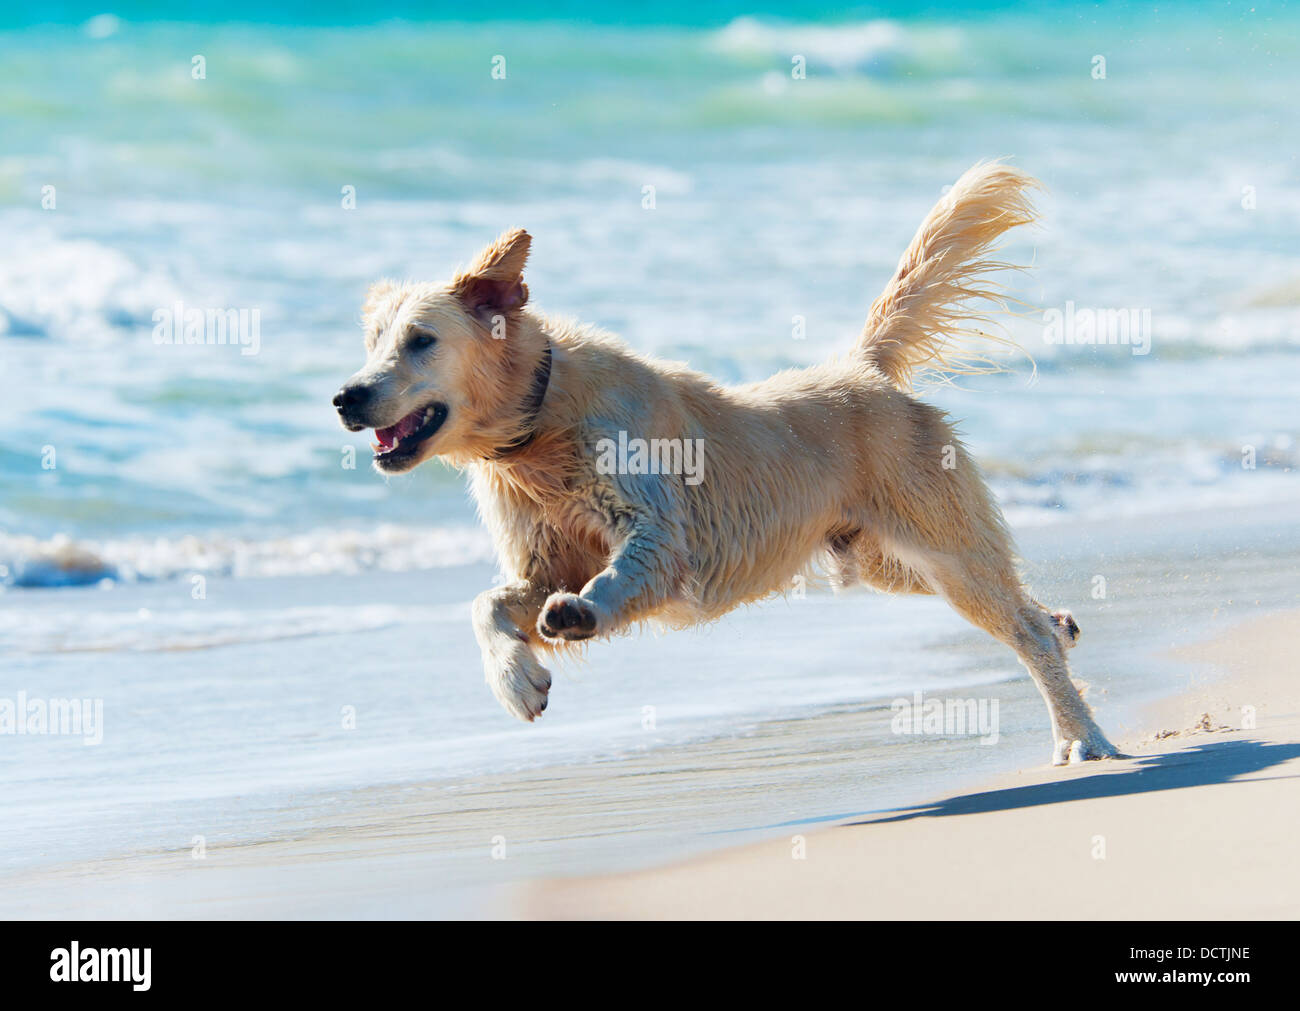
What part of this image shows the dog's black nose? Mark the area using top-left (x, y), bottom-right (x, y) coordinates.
top-left (333, 386), bottom-right (371, 413)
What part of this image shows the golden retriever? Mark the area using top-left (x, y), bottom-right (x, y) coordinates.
top-left (334, 162), bottom-right (1116, 765)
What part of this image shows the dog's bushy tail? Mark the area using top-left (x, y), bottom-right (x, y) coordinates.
top-left (855, 161), bottom-right (1040, 390)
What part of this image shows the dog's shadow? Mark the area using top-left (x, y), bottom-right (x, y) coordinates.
top-left (849, 738), bottom-right (1300, 826)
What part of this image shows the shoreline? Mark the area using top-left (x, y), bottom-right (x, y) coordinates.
top-left (514, 607), bottom-right (1300, 919)
top-left (1, 504), bottom-right (1296, 918)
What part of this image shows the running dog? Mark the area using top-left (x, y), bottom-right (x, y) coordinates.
top-left (334, 162), bottom-right (1117, 765)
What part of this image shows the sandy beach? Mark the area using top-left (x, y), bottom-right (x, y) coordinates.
top-left (0, 505), bottom-right (1295, 919)
top-left (517, 608), bottom-right (1300, 919)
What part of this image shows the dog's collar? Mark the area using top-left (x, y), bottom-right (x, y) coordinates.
top-left (489, 342), bottom-right (552, 459)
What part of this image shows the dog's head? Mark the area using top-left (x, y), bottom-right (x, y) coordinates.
top-left (334, 229), bottom-right (533, 472)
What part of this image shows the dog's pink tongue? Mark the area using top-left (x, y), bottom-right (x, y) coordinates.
top-left (375, 409), bottom-right (422, 448)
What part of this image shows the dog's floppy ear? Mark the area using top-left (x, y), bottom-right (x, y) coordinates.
top-left (453, 228), bottom-right (530, 323)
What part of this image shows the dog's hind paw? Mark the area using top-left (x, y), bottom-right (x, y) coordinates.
top-left (1052, 735), bottom-right (1119, 766)
top-left (1050, 610), bottom-right (1080, 650)
top-left (538, 592), bottom-right (598, 642)
top-left (485, 644), bottom-right (553, 722)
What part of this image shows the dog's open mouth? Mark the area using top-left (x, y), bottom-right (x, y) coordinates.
top-left (371, 402), bottom-right (448, 467)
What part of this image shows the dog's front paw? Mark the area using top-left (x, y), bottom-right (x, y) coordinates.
top-left (538, 592), bottom-right (598, 642)
top-left (485, 642), bottom-right (553, 722)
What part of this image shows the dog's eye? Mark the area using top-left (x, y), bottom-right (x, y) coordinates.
top-left (408, 331), bottom-right (437, 351)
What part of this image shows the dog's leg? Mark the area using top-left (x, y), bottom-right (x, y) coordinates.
top-left (1008, 600), bottom-right (1116, 765)
top-left (472, 580), bottom-right (553, 721)
top-left (537, 515), bottom-right (682, 642)
top-left (923, 554), bottom-right (1117, 765)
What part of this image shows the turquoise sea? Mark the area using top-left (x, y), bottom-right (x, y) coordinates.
top-left (3, 3), bottom-right (1298, 585)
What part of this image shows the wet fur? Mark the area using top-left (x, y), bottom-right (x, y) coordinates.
top-left (338, 162), bottom-right (1117, 766)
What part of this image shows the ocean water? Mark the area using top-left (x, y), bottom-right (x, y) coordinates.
top-left (3, 5), bottom-right (1299, 585)
top-left (1, 6), bottom-right (1298, 875)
